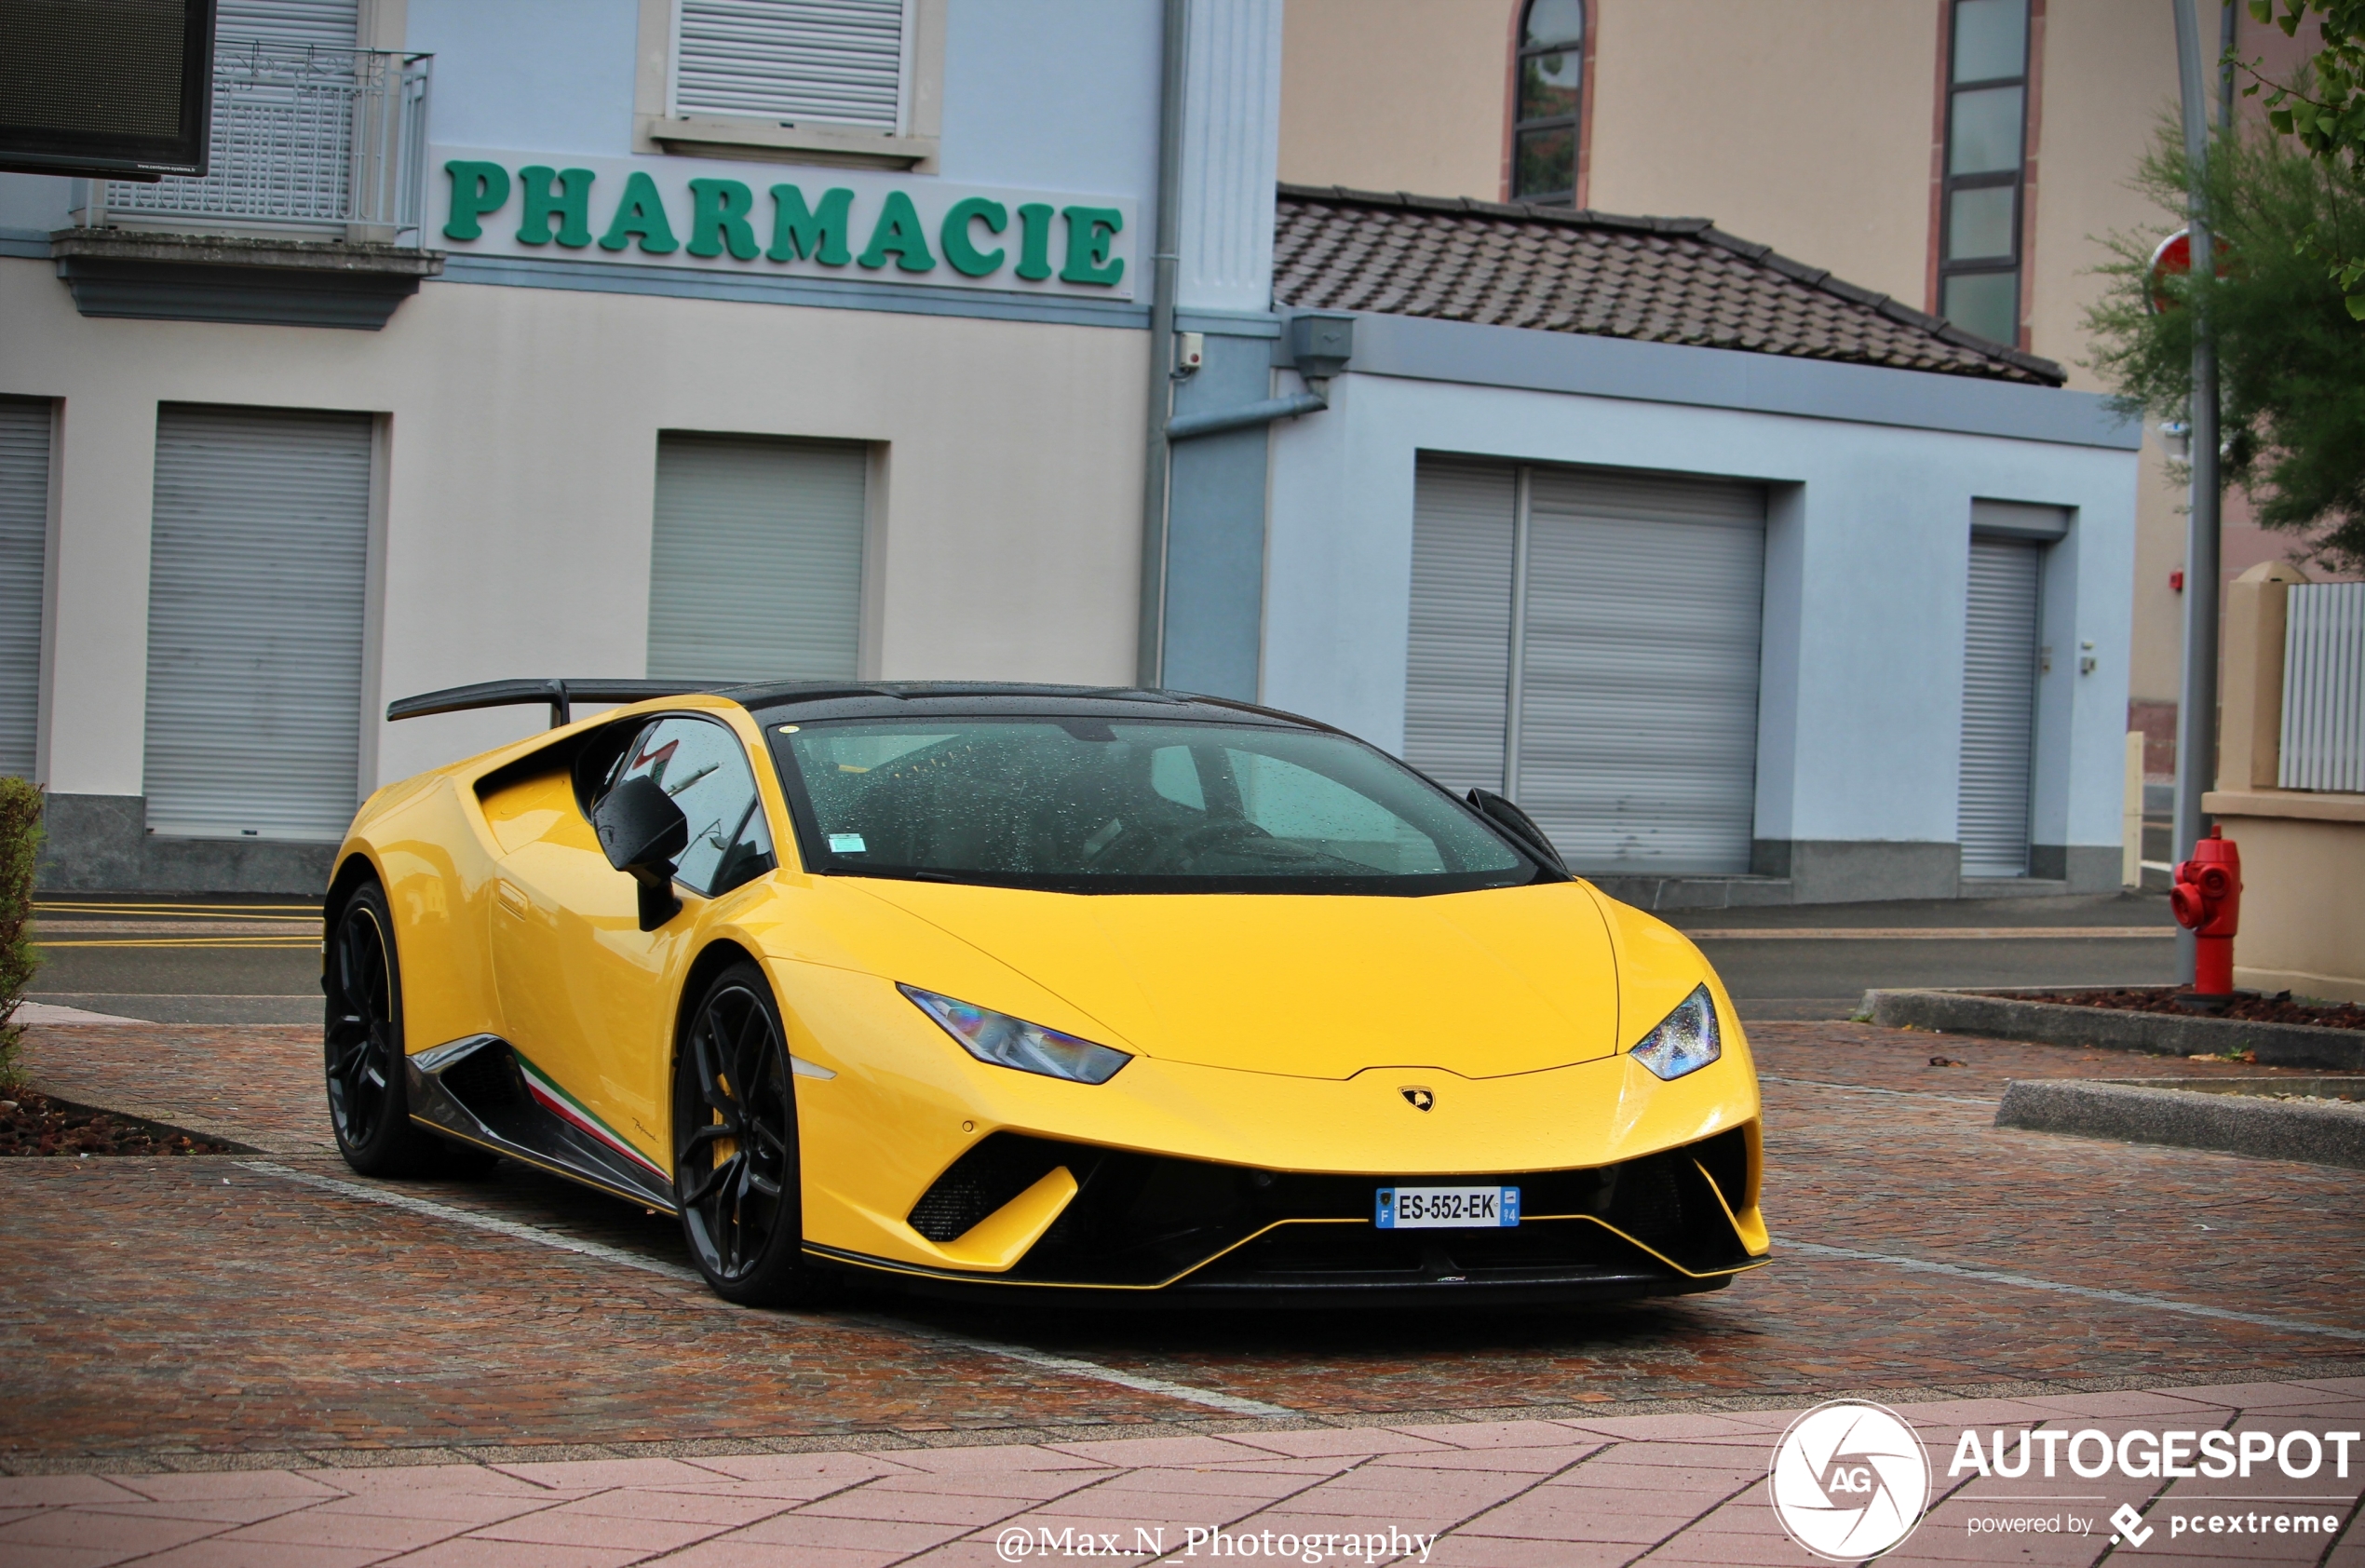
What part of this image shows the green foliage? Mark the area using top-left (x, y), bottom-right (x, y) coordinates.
top-left (2242, 0), bottom-right (2365, 314)
top-left (2085, 122), bottom-right (2365, 571)
top-left (0, 777), bottom-right (41, 1088)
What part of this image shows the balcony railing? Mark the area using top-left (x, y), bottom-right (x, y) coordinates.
top-left (88, 43), bottom-right (432, 245)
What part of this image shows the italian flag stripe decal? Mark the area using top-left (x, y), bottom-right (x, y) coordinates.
top-left (513, 1054), bottom-right (670, 1179)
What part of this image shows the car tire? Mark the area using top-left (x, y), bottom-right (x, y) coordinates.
top-left (325, 877), bottom-right (494, 1179)
top-left (673, 960), bottom-right (828, 1307)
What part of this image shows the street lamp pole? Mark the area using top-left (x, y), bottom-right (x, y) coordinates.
top-left (2170, 0), bottom-right (2222, 986)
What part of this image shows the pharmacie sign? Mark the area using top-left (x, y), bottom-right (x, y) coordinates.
top-left (431, 146), bottom-right (1136, 300)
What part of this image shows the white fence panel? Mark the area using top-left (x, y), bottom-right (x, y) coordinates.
top-left (2279, 581), bottom-right (2365, 793)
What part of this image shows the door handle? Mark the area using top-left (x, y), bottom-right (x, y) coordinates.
top-left (494, 880), bottom-right (530, 919)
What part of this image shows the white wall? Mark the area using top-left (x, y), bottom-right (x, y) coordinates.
top-left (0, 262), bottom-right (1146, 795)
top-left (1264, 372), bottom-right (2139, 852)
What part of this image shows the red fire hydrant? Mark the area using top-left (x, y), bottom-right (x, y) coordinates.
top-left (2169, 827), bottom-right (2242, 999)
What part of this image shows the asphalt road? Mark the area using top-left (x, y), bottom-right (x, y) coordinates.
top-left (1675, 889), bottom-right (2178, 1019)
top-left (26, 886), bottom-right (2180, 1027)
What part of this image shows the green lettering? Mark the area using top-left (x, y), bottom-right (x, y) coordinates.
top-left (1060, 206), bottom-right (1125, 286)
top-left (442, 160), bottom-right (510, 241)
top-left (940, 196), bottom-right (1007, 277)
top-left (1015, 202), bottom-right (1054, 280)
top-left (766, 184), bottom-right (854, 265)
top-left (858, 190), bottom-right (936, 273)
top-left (598, 170), bottom-right (679, 254)
top-left (685, 178), bottom-right (759, 260)
top-left (515, 166), bottom-right (592, 248)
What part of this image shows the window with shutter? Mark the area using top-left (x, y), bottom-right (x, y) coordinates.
top-left (671, 0), bottom-right (911, 133)
top-left (648, 434), bottom-right (867, 683)
top-left (0, 399), bottom-right (50, 780)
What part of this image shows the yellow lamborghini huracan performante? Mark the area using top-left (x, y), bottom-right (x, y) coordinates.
top-left (326, 681), bottom-right (1768, 1307)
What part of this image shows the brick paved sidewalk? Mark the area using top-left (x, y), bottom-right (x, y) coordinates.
top-left (8, 1018), bottom-right (2365, 1496)
top-left (5, 1382), bottom-right (2362, 1567)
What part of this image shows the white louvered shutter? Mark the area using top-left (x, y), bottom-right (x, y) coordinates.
top-left (1514, 469), bottom-right (1765, 874)
top-left (0, 399), bottom-right (50, 778)
top-left (1957, 534), bottom-right (2041, 876)
top-left (648, 434), bottom-right (866, 683)
top-left (2279, 583), bottom-right (2365, 792)
top-left (216, 0), bottom-right (358, 51)
top-left (1403, 459), bottom-right (1517, 796)
top-left (144, 405), bottom-right (371, 843)
top-left (673, 0), bottom-right (908, 131)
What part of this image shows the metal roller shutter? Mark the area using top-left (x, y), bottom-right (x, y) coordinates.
top-left (648, 434), bottom-right (866, 683)
top-left (1516, 469), bottom-right (1766, 874)
top-left (0, 399), bottom-right (49, 778)
top-left (215, 0), bottom-right (358, 50)
top-left (1958, 534), bottom-right (2041, 876)
top-left (1403, 457), bottom-right (1766, 875)
top-left (144, 404), bottom-right (371, 843)
top-left (673, 0), bottom-right (908, 131)
top-left (1402, 460), bottom-right (1516, 796)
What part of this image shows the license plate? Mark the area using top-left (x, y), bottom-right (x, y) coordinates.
top-left (1374, 1185), bottom-right (1520, 1229)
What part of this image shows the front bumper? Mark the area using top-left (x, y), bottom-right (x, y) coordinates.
top-left (807, 1124), bottom-right (1764, 1304)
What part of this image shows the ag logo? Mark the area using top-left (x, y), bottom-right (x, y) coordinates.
top-left (1399, 1087), bottom-right (1434, 1112)
top-left (1768, 1399), bottom-right (1931, 1560)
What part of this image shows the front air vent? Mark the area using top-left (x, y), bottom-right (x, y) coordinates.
top-left (907, 1134), bottom-right (1081, 1242)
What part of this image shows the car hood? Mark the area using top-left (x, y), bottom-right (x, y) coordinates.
top-left (851, 880), bottom-right (1621, 1080)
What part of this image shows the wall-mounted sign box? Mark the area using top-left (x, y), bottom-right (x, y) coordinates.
top-left (432, 146), bottom-right (1136, 300)
top-left (0, 0), bottom-right (215, 179)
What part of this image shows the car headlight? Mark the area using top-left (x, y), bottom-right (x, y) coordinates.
top-left (1629, 983), bottom-right (1721, 1080)
top-left (898, 983), bottom-right (1131, 1085)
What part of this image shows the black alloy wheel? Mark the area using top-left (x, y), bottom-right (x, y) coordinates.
top-left (324, 878), bottom-right (485, 1178)
top-left (673, 962), bottom-right (824, 1305)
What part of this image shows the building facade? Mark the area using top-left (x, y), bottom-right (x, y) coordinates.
top-left (4, 0), bottom-right (2138, 905)
top-left (1277, 0), bottom-right (2337, 792)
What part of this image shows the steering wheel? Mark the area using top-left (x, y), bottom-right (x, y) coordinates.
top-left (1148, 816), bottom-right (1280, 872)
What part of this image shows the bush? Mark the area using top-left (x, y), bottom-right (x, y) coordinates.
top-left (0, 777), bottom-right (42, 1088)
top-left (2084, 119), bottom-right (2365, 573)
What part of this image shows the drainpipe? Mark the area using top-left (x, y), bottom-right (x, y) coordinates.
top-left (1165, 313), bottom-right (1356, 440)
top-left (1165, 388), bottom-right (1328, 441)
top-left (1136, 0), bottom-right (1189, 689)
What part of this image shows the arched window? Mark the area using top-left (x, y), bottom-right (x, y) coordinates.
top-left (1512, 0), bottom-right (1585, 203)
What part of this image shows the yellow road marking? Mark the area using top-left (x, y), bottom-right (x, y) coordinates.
top-left (34, 937), bottom-right (321, 950)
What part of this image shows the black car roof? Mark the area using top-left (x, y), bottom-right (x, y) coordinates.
top-left (729, 681), bottom-right (1339, 732)
top-left (383, 677), bottom-right (1339, 735)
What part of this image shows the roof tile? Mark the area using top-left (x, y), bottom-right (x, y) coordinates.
top-left (1271, 186), bottom-right (2064, 386)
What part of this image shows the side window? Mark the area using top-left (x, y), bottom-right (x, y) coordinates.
top-left (607, 716), bottom-right (776, 897)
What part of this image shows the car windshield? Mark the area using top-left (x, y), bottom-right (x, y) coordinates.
top-left (765, 718), bottom-right (1537, 894)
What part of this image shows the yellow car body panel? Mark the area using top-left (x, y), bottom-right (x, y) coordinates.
top-left (851, 880), bottom-right (1621, 1077)
top-left (331, 685), bottom-right (1769, 1302)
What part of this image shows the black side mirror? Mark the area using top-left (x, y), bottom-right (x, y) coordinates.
top-left (592, 774), bottom-right (688, 930)
top-left (1466, 788), bottom-right (1570, 878)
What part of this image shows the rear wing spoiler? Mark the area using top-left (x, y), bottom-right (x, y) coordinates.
top-left (386, 679), bottom-right (730, 729)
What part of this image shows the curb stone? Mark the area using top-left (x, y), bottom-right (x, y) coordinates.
top-left (1995, 1076), bottom-right (2365, 1169)
top-left (1863, 987), bottom-right (2365, 1070)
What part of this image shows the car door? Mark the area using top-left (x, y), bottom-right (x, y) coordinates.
top-left (487, 712), bottom-right (775, 1173)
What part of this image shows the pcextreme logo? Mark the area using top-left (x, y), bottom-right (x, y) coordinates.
top-left (1768, 1399), bottom-right (1933, 1561)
